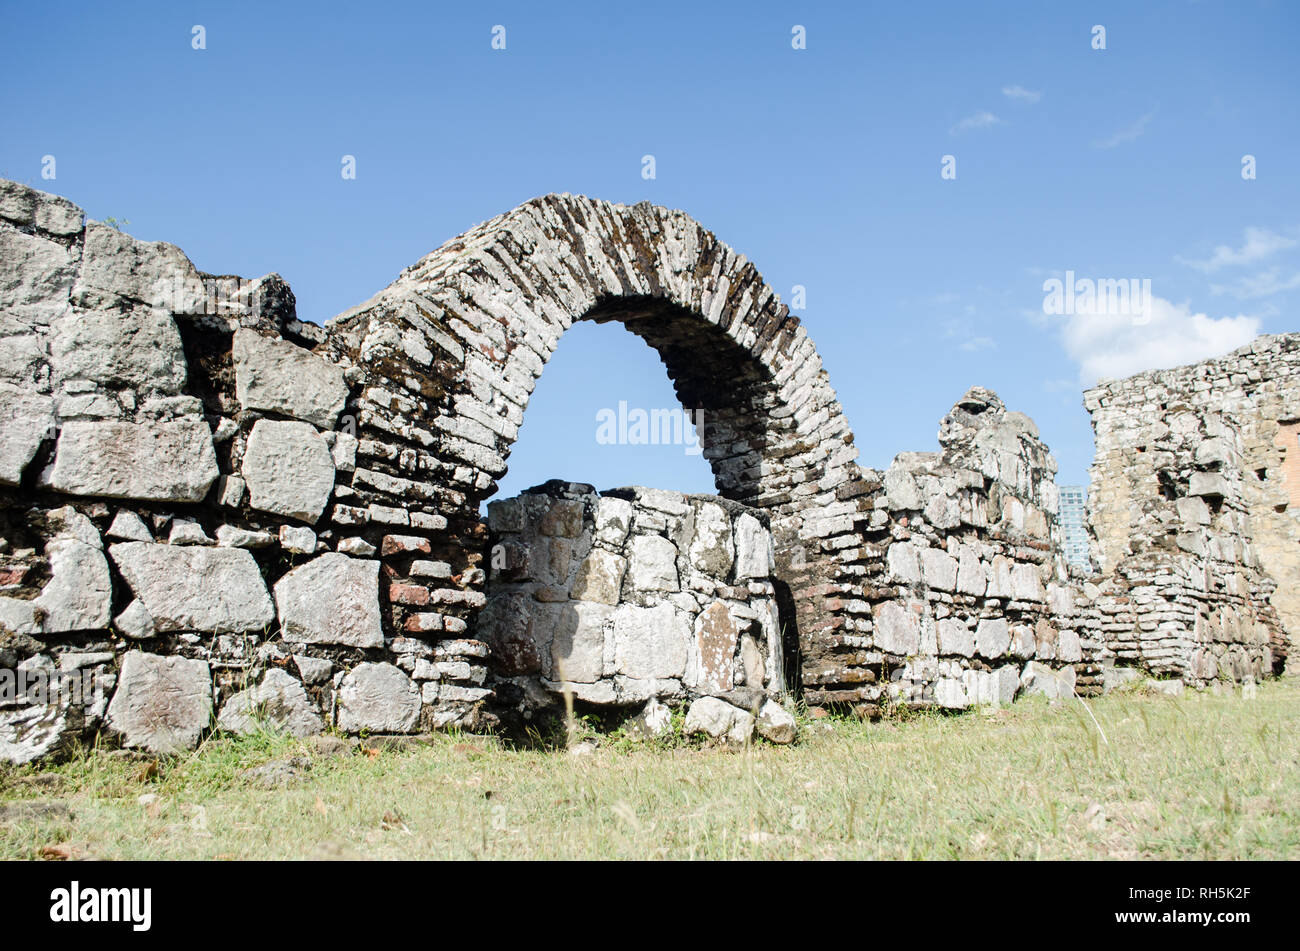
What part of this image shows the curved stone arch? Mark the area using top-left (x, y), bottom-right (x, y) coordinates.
top-left (327, 194), bottom-right (868, 687)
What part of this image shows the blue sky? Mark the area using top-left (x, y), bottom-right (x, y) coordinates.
top-left (3, 1), bottom-right (1297, 498)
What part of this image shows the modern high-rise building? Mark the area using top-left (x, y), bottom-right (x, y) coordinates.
top-left (1057, 485), bottom-right (1091, 571)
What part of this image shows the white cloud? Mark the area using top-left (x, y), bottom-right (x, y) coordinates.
top-left (943, 317), bottom-right (995, 352)
top-left (1061, 294), bottom-right (1259, 384)
top-left (950, 111), bottom-right (1001, 135)
top-left (1002, 85), bottom-right (1042, 104)
top-left (1178, 226), bottom-right (1297, 273)
top-left (1210, 267), bottom-right (1300, 299)
top-left (1091, 110), bottom-right (1156, 149)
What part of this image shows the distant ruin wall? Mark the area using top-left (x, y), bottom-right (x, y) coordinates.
top-left (1084, 334), bottom-right (1299, 681)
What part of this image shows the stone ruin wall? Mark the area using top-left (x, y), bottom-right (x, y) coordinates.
top-left (0, 176), bottom-right (1292, 764)
top-left (481, 483), bottom-right (781, 704)
top-left (478, 481), bottom-right (797, 743)
top-left (1083, 334), bottom-right (1299, 683)
top-left (799, 387), bottom-right (1102, 715)
top-left (0, 180), bottom-right (492, 763)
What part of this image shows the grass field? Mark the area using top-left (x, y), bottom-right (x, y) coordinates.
top-left (2, 678), bottom-right (1296, 860)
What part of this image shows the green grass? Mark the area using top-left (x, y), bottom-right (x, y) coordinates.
top-left (2, 679), bottom-right (1297, 860)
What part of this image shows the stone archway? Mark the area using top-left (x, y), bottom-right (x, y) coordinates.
top-left (324, 194), bottom-right (868, 691)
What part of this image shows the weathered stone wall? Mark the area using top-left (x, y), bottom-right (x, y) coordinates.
top-left (479, 481), bottom-right (781, 709)
top-left (799, 387), bottom-right (1101, 714)
top-left (0, 179), bottom-right (489, 762)
top-left (0, 178), bottom-right (1107, 764)
top-left (1084, 334), bottom-right (1298, 682)
top-left (5, 174), bottom-right (1290, 763)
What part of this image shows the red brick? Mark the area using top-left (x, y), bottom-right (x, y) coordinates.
top-left (381, 534), bottom-right (432, 557)
top-left (388, 583), bottom-right (430, 606)
top-left (0, 567), bottom-right (28, 586)
top-left (404, 612), bottom-right (445, 633)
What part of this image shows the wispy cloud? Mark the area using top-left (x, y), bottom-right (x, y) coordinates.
top-left (1091, 110), bottom-right (1156, 149)
top-left (1178, 226), bottom-right (1297, 273)
top-left (1210, 267), bottom-right (1300, 299)
top-left (943, 318), bottom-right (995, 352)
top-left (1060, 293), bottom-right (1259, 384)
top-left (1001, 85), bottom-right (1042, 104)
top-left (950, 111), bottom-right (1002, 135)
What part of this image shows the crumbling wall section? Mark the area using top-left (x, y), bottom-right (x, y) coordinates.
top-left (804, 387), bottom-right (1102, 714)
top-left (1084, 334), bottom-right (1299, 682)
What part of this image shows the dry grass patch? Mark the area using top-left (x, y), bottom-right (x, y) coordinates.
top-left (1, 678), bottom-right (1296, 860)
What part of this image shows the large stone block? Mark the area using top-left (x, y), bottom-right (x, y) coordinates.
top-left (33, 508), bottom-right (111, 633)
top-left (477, 591), bottom-right (542, 676)
top-left (1019, 661), bottom-right (1075, 700)
top-left (688, 501), bottom-right (734, 577)
top-left (756, 700), bottom-right (797, 744)
top-left (985, 555), bottom-right (1014, 599)
top-left (886, 543), bottom-right (921, 585)
top-left (72, 222), bottom-right (204, 311)
top-left (51, 304), bottom-right (188, 396)
top-left (0, 395), bottom-right (53, 486)
top-left (593, 496), bottom-right (633, 547)
top-left (487, 497), bottom-right (525, 534)
top-left (0, 389), bottom-right (51, 485)
top-left (0, 700), bottom-right (72, 765)
top-left (694, 601), bottom-right (739, 693)
top-left (935, 677), bottom-right (971, 709)
top-left (242, 419), bottom-right (335, 524)
top-left (570, 548), bottom-right (626, 605)
top-left (732, 513), bottom-right (772, 580)
top-left (0, 598), bottom-right (41, 635)
top-left (684, 696), bottom-right (754, 745)
top-left (47, 419), bottom-right (219, 502)
top-left (217, 668), bottom-right (324, 737)
top-left (335, 662), bottom-right (421, 734)
top-left (549, 601), bottom-right (613, 683)
top-left (1011, 563), bottom-right (1044, 602)
top-left (976, 617), bottom-right (1011, 659)
top-left (1189, 471), bottom-right (1229, 499)
top-left (538, 499), bottom-right (585, 538)
top-left (873, 600), bottom-right (920, 655)
top-left (921, 548), bottom-right (958, 592)
top-left (613, 602), bottom-right (690, 680)
top-left (110, 542), bottom-right (275, 633)
top-left (273, 553), bottom-right (383, 648)
top-left (627, 534), bottom-right (679, 592)
top-left (0, 228), bottom-right (75, 330)
top-left (232, 328), bottom-right (348, 429)
top-left (106, 651), bottom-right (213, 754)
top-left (937, 618), bottom-right (974, 657)
top-left (955, 546), bottom-right (986, 596)
top-left (0, 180), bottom-right (83, 235)
top-left (966, 664), bottom-right (1020, 706)
top-left (883, 463), bottom-right (922, 510)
